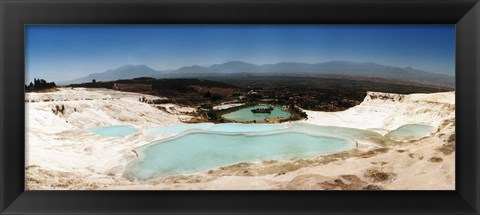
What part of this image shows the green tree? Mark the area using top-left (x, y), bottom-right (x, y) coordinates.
top-left (204, 91), bottom-right (212, 98)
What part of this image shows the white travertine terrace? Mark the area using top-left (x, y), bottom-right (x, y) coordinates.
top-left (25, 88), bottom-right (455, 190)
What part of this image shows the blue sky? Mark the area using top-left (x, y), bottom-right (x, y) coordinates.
top-left (25, 25), bottom-right (455, 83)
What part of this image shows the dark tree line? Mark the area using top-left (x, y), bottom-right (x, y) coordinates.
top-left (25, 78), bottom-right (56, 91)
top-left (203, 91), bottom-right (222, 101)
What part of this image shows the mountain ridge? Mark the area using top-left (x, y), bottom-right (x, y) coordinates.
top-left (60, 61), bottom-right (455, 86)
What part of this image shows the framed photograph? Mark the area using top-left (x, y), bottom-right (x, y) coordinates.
top-left (1, 0), bottom-right (479, 214)
top-left (23, 24), bottom-right (459, 191)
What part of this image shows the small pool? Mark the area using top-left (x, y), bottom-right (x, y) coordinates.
top-left (386, 124), bottom-right (436, 140)
top-left (87, 125), bottom-right (139, 137)
top-left (221, 105), bottom-right (291, 122)
top-left (124, 130), bottom-right (354, 181)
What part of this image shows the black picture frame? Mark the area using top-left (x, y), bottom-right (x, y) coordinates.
top-left (1, 0), bottom-right (479, 214)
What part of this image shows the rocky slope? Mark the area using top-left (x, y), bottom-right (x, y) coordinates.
top-left (304, 91), bottom-right (455, 131)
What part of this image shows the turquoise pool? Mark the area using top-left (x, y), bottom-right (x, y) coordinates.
top-left (386, 124), bottom-right (436, 140)
top-left (122, 122), bottom-right (429, 180)
top-left (221, 105), bottom-right (291, 122)
top-left (87, 125), bottom-right (138, 137)
top-left (124, 130), bottom-right (354, 180)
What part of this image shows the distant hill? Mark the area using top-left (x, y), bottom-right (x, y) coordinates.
top-left (68, 78), bottom-right (235, 95)
top-left (174, 61), bottom-right (260, 74)
top-left (61, 61), bottom-right (455, 87)
top-left (60, 65), bottom-right (164, 85)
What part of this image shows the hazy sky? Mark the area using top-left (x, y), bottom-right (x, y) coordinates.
top-left (25, 25), bottom-right (455, 83)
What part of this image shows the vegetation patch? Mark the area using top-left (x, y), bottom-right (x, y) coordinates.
top-left (25, 78), bottom-right (57, 92)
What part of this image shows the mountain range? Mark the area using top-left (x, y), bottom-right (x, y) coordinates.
top-left (60, 61), bottom-right (455, 87)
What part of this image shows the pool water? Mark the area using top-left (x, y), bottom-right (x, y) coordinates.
top-left (144, 123), bottom-right (287, 136)
top-left (386, 124), bottom-right (436, 140)
top-left (120, 122), bottom-right (432, 181)
top-left (207, 123), bottom-right (286, 133)
top-left (221, 105), bottom-right (291, 122)
top-left (87, 125), bottom-right (138, 137)
top-left (143, 123), bottom-right (214, 136)
top-left (124, 129), bottom-right (354, 180)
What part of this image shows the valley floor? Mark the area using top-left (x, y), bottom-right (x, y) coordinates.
top-left (25, 88), bottom-right (455, 190)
